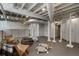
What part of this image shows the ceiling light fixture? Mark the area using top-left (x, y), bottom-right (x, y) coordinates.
top-left (71, 18), bottom-right (78, 22)
top-left (26, 16), bottom-right (29, 18)
top-left (7, 16), bottom-right (9, 19)
top-left (42, 8), bottom-right (46, 11)
top-left (1, 15), bottom-right (4, 18)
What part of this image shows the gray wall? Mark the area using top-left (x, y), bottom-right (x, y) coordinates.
top-left (0, 21), bottom-right (55, 42)
top-left (39, 23), bottom-right (54, 38)
top-left (62, 18), bottom-right (79, 43)
top-left (39, 24), bottom-right (45, 36)
top-left (0, 31), bottom-right (2, 42)
top-left (29, 23), bottom-right (39, 41)
top-left (0, 21), bottom-right (29, 42)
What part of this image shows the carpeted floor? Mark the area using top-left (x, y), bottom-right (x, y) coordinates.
top-left (28, 36), bottom-right (79, 56)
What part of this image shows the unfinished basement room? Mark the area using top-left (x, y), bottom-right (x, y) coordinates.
top-left (0, 3), bottom-right (79, 56)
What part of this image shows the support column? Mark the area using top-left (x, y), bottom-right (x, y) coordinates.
top-left (36, 23), bottom-right (39, 41)
top-left (47, 21), bottom-right (51, 42)
top-left (30, 24), bottom-right (33, 38)
top-left (37, 23), bottom-right (39, 37)
top-left (52, 22), bottom-right (56, 42)
top-left (66, 13), bottom-right (74, 48)
top-left (59, 21), bottom-right (63, 42)
top-left (46, 4), bottom-right (54, 42)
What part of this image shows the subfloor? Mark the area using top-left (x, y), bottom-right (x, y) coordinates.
top-left (28, 36), bottom-right (79, 56)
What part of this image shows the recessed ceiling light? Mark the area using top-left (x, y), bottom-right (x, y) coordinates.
top-left (1, 15), bottom-right (4, 18)
top-left (42, 8), bottom-right (46, 11)
top-left (7, 16), bottom-right (9, 19)
top-left (26, 16), bottom-right (29, 18)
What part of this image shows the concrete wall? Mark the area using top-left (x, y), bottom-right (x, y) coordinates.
top-left (62, 18), bottom-right (79, 43)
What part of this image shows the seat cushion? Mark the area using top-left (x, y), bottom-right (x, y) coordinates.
top-left (21, 37), bottom-right (34, 46)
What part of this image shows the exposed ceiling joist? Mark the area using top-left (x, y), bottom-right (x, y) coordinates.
top-left (0, 4), bottom-right (48, 20)
top-left (38, 10), bottom-right (46, 15)
top-left (53, 3), bottom-right (64, 7)
top-left (42, 12), bottom-right (48, 16)
top-left (21, 3), bottom-right (26, 9)
top-left (55, 3), bottom-right (79, 14)
top-left (27, 3), bottom-right (37, 11)
top-left (55, 4), bottom-right (73, 11)
top-left (34, 4), bottom-right (46, 13)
